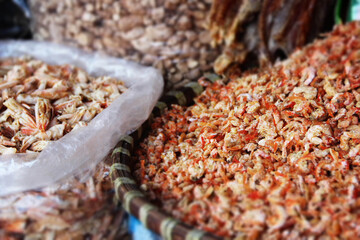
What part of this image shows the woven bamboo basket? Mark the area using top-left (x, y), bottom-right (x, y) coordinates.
top-left (110, 76), bottom-right (225, 240)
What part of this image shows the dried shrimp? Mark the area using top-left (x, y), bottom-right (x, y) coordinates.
top-left (136, 22), bottom-right (360, 239)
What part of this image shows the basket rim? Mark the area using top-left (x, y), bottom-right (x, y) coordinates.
top-left (110, 77), bottom-right (225, 240)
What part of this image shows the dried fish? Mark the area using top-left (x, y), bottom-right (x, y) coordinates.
top-left (209, 0), bottom-right (336, 74)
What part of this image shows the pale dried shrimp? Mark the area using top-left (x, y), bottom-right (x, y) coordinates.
top-left (0, 57), bottom-right (127, 154)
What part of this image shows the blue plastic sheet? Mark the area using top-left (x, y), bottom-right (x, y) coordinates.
top-left (129, 215), bottom-right (162, 240)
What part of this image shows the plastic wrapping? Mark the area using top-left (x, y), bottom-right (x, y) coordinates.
top-left (29, 0), bottom-right (220, 90)
top-left (0, 159), bottom-right (128, 239)
top-left (0, 40), bottom-right (163, 197)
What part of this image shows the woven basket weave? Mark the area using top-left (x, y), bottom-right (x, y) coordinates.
top-left (110, 76), bottom-right (225, 240)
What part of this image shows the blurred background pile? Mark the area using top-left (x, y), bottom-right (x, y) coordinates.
top-left (2, 0), bottom-right (353, 90)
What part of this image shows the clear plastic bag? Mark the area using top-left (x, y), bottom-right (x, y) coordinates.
top-left (0, 40), bottom-right (163, 197)
top-left (0, 40), bottom-right (162, 239)
top-left (29, 0), bottom-right (220, 90)
top-left (0, 159), bottom-right (128, 239)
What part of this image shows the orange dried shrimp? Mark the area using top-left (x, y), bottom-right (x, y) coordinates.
top-left (136, 22), bottom-right (360, 239)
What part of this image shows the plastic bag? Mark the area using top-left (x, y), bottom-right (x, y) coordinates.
top-left (0, 159), bottom-right (128, 239)
top-left (29, 0), bottom-right (220, 90)
top-left (0, 40), bottom-right (163, 197)
top-left (0, 0), bottom-right (31, 39)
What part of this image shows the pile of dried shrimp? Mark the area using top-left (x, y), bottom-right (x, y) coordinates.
top-left (136, 22), bottom-right (360, 239)
top-left (0, 57), bottom-right (127, 154)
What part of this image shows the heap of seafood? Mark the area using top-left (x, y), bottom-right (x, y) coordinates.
top-left (0, 57), bottom-right (127, 154)
top-left (136, 22), bottom-right (360, 238)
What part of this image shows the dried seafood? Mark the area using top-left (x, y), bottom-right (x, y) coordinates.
top-left (30, 0), bottom-right (219, 90)
top-left (209, 0), bottom-right (336, 74)
top-left (136, 22), bottom-right (360, 238)
top-left (0, 57), bottom-right (127, 154)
